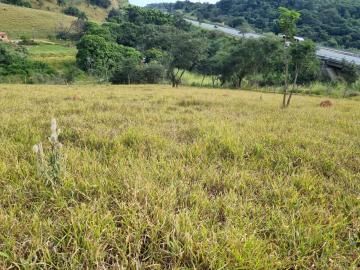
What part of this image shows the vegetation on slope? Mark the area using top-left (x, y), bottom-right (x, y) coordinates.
top-left (0, 3), bottom-right (76, 39)
top-left (0, 84), bottom-right (359, 268)
top-left (0, 0), bottom-right (128, 21)
top-left (0, 43), bottom-right (56, 83)
top-left (149, 0), bottom-right (360, 49)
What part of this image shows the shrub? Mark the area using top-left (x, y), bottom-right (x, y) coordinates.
top-left (2, 0), bottom-right (31, 8)
top-left (89, 0), bottom-right (111, 9)
top-left (110, 62), bottom-right (165, 84)
top-left (76, 35), bottom-right (141, 78)
top-left (64, 6), bottom-right (87, 20)
top-left (18, 36), bottom-right (38, 45)
top-left (142, 62), bottom-right (165, 83)
top-left (0, 43), bottom-right (58, 83)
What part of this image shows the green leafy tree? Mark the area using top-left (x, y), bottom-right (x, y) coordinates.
top-left (76, 35), bottom-right (141, 79)
top-left (220, 37), bottom-right (282, 88)
top-left (278, 7), bottom-right (301, 108)
top-left (150, 0), bottom-right (360, 50)
top-left (167, 33), bottom-right (206, 87)
top-left (278, 7), bottom-right (301, 41)
top-left (195, 38), bottom-right (231, 87)
top-left (286, 40), bottom-right (319, 106)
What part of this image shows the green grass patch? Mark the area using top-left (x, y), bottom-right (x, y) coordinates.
top-left (26, 44), bottom-right (77, 56)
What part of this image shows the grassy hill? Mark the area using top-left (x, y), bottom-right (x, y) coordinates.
top-left (24, 0), bottom-right (128, 21)
top-left (0, 84), bottom-right (358, 269)
top-left (0, 0), bottom-right (128, 39)
top-left (0, 3), bottom-right (76, 39)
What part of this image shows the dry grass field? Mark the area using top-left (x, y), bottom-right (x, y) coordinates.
top-left (23, 0), bottom-right (125, 21)
top-left (0, 3), bottom-right (76, 39)
top-left (0, 84), bottom-right (359, 269)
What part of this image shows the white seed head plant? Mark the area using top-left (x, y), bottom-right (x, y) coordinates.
top-left (33, 118), bottom-right (64, 187)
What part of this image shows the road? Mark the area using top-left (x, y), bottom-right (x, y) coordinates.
top-left (186, 19), bottom-right (360, 66)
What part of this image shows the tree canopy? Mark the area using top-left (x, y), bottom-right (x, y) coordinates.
top-left (149, 0), bottom-right (360, 49)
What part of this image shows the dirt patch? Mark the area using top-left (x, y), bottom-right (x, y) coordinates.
top-left (319, 100), bottom-right (333, 107)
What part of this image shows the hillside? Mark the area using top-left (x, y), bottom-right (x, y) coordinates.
top-left (23, 0), bottom-right (128, 21)
top-left (0, 0), bottom-right (128, 21)
top-left (0, 3), bottom-right (76, 39)
top-left (149, 0), bottom-right (360, 50)
top-left (0, 84), bottom-right (359, 268)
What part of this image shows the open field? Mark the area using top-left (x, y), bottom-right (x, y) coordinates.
top-left (0, 84), bottom-right (359, 269)
top-left (27, 43), bottom-right (77, 71)
top-left (27, 44), bottom-right (77, 56)
top-left (0, 3), bottom-right (76, 39)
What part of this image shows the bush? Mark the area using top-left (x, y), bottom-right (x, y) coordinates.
top-left (64, 6), bottom-right (87, 20)
top-left (2, 0), bottom-right (31, 8)
top-left (89, 0), bottom-right (111, 9)
top-left (76, 35), bottom-right (141, 77)
top-left (142, 62), bottom-right (165, 83)
top-left (110, 62), bottom-right (165, 84)
top-left (18, 36), bottom-right (38, 46)
top-left (0, 43), bottom-right (56, 83)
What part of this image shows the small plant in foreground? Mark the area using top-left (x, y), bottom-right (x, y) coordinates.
top-left (33, 118), bottom-right (63, 187)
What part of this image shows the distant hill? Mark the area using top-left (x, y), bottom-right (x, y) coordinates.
top-left (0, 3), bottom-right (76, 39)
top-left (0, 0), bottom-right (128, 21)
top-left (148, 0), bottom-right (360, 50)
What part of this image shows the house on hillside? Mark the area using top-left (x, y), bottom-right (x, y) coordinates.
top-left (0, 32), bottom-right (9, 42)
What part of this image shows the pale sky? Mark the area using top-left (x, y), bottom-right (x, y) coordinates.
top-left (129, 0), bottom-right (218, 7)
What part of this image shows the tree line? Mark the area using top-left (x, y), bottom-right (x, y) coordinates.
top-left (75, 6), bottom-right (322, 89)
top-left (73, 5), bottom-right (359, 106)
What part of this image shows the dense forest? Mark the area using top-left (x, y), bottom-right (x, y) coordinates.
top-left (148, 0), bottom-right (360, 50)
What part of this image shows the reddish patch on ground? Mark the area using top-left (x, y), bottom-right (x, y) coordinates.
top-left (319, 100), bottom-right (333, 107)
top-left (65, 95), bottom-right (81, 101)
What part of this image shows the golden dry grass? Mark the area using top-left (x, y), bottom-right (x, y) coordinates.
top-left (0, 84), bottom-right (359, 269)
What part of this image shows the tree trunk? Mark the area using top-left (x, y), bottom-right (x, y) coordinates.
top-left (286, 66), bottom-right (299, 107)
top-left (201, 75), bottom-right (205, 86)
top-left (282, 47), bottom-right (289, 108)
top-left (343, 85), bottom-right (349, 98)
top-left (235, 75), bottom-right (244, 88)
top-left (175, 69), bottom-right (186, 87)
top-left (169, 70), bottom-right (176, 87)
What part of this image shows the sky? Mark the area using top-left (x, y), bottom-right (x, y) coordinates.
top-left (129, 0), bottom-right (218, 7)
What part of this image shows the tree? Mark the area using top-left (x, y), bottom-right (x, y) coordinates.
top-left (195, 39), bottom-right (226, 86)
top-left (278, 7), bottom-right (301, 40)
top-left (286, 40), bottom-right (319, 106)
top-left (219, 37), bottom-right (282, 88)
top-left (167, 33), bottom-right (206, 87)
top-left (76, 35), bottom-right (141, 79)
top-left (278, 7), bottom-right (301, 108)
